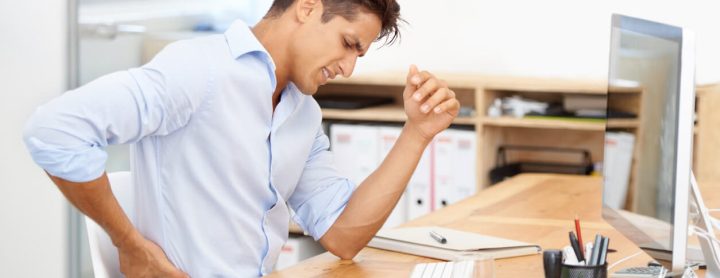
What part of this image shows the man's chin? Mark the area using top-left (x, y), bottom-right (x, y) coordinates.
top-left (296, 82), bottom-right (320, 96)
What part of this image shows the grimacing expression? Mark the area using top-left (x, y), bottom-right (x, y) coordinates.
top-left (289, 6), bottom-right (382, 94)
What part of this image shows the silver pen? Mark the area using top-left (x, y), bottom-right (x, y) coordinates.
top-left (429, 230), bottom-right (447, 244)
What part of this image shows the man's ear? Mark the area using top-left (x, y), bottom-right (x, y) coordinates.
top-left (295, 0), bottom-right (322, 23)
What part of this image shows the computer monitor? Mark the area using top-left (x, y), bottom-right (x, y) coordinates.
top-left (602, 14), bottom-right (695, 274)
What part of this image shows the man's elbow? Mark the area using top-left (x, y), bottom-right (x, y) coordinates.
top-left (22, 108), bottom-right (57, 161)
top-left (21, 109), bottom-right (100, 183)
top-left (321, 235), bottom-right (363, 260)
top-left (320, 226), bottom-right (372, 260)
top-left (22, 106), bottom-right (56, 149)
top-left (22, 110), bottom-right (41, 144)
top-left (325, 243), bottom-right (361, 260)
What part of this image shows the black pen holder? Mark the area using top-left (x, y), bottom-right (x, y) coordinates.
top-left (560, 263), bottom-right (607, 278)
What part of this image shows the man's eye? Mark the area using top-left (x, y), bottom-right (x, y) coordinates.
top-left (343, 40), bottom-right (352, 48)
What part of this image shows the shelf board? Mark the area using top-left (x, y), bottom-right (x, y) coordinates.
top-left (608, 86), bottom-right (643, 94)
top-left (322, 105), bottom-right (476, 125)
top-left (607, 118), bottom-right (639, 128)
top-left (481, 116), bottom-right (606, 131)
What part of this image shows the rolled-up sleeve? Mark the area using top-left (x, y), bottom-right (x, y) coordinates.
top-left (23, 40), bottom-right (209, 182)
top-left (288, 127), bottom-right (355, 240)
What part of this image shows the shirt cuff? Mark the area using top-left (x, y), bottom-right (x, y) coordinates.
top-left (298, 202), bottom-right (347, 241)
top-left (24, 136), bottom-right (107, 183)
top-left (292, 179), bottom-right (354, 241)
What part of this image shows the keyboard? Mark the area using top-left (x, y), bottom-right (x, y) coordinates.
top-left (410, 260), bottom-right (474, 278)
top-left (610, 266), bottom-right (667, 278)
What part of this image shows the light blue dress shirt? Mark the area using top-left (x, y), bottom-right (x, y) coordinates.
top-left (23, 20), bottom-right (354, 276)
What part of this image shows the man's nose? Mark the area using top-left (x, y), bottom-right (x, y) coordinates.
top-left (338, 54), bottom-right (357, 78)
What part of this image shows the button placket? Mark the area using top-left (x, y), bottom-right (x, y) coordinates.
top-left (259, 196), bottom-right (289, 273)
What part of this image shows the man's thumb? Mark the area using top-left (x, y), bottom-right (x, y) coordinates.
top-left (406, 64), bottom-right (420, 86)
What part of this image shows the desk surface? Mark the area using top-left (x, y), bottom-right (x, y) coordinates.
top-left (268, 174), bottom-right (717, 277)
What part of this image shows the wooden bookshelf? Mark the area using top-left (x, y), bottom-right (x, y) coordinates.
top-left (317, 73), bottom-right (645, 189)
top-left (478, 80), bottom-right (642, 189)
top-left (311, 74), bottom-right (720, 226)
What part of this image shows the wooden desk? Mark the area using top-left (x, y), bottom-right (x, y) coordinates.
top-left (268, 174), bottom-right (662, 277)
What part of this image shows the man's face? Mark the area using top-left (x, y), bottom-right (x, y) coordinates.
top-left (289, 6), bottom-right (382, 94)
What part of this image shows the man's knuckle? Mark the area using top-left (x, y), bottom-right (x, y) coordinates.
top-left (418, 87), bottom-right (429, 96)
top-left (441, 88), bottom-right (450, 97)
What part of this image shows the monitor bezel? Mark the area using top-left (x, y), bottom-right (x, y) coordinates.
top-left (605, 14), bottom-right (695, 273)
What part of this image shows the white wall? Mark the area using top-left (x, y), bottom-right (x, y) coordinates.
top-left (357, 0), bottom-right (720, 85)
top-left (0, 0), bottom-right (69, 277)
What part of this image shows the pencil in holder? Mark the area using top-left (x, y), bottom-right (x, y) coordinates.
top-left (560, 263), bottom-right (607, 278)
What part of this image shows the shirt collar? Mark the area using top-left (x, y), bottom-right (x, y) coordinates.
top-left (223, 19), bottom-right (305, 111)
top-left (225, 19), bottom-right (279, 94)
top-left (224, 20), bottom-right (276, 71)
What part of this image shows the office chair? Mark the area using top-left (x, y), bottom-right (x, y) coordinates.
top-left (84, 171), bottom-right (135, 278)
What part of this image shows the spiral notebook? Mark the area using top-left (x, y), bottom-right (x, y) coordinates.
top-left (368, 226), bottom-right (541, 261)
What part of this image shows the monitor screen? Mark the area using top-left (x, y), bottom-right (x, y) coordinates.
top-left (602, 14), bottom-right (693, 272)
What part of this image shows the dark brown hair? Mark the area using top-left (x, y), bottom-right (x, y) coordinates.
top-left (266, 0), bottom-right (403, 45)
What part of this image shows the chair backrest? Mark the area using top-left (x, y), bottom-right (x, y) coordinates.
top-left (85, 171), bottom-right (135, 278)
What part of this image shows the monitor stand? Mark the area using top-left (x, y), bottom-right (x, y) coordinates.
top-left (689, 171), bottom-right (720, 278)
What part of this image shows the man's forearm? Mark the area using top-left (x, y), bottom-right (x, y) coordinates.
top-left (48, 172), bottom-right (139, 248)
top-left (320, 66), bottom-right (459, 259)
top-left (319, 124), bottom-right (430, 258)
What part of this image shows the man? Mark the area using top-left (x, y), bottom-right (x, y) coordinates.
top-left (23, 0), bottom-right (459, 276)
